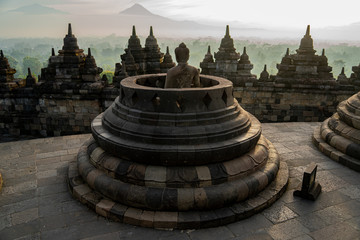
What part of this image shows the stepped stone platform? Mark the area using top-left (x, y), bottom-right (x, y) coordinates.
top-left (1, 122), bottom-right (360, 239)
top-left (67, 74), bottom-right (288, 229)
top-left (313, 91), bottom-right (360, 171)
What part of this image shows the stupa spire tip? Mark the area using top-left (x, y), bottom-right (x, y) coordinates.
top-left (68, 23), bottom-right (72, 35)
top-left (225, 25), bottom-right (230, 37)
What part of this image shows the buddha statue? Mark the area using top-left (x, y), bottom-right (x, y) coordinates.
top-left (164, 43), bottom-right (200, 88)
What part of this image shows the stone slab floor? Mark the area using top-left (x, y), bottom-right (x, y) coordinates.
top-left (0, 122), bottom-right (359, 240)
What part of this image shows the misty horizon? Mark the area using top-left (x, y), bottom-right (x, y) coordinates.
top-left (1, 1), bottom-right (360, 42)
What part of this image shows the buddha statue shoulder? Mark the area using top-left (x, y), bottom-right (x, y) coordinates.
top-left (164, 43), bottom-right (200, 88)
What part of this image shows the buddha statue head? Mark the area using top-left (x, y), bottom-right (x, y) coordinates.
top-left (175, 43), bottom-right (189, 64)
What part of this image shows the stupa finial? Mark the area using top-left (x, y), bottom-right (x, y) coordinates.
top-left (88, 48), bottom-right (92, 57)
top-left (166, 46), bottom-right (170, 55)
top-left (207, 45), bottom-right (211, 54)
top-left (150, 26), bottom-right (153, 37)
top-left (264, 64), bottom-right (267, 71)
top-left (306, 25), bottom-right (310, 36)
top-left (68, 23), bottom-right (72, 36)
top-left (132, 25), bottom-right (136, 36)
top-left (51, 48), bottom-right (55, 56)
top-left (341, 67), bottom-right (345, 75)
top-left (243, 46), bottom-right (247, 54)
top-left (225, 25), bottom-right (230, 37)
top-left (322, 49), bottom-right (325, 56)
top-left (0, 50), bottom-right (3, 58)
top-left (286, 48), bottom-right (289, 56)
top-left (27, 68), bottom-right (32, 77)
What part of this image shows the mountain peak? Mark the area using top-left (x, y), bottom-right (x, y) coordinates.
top-left (8, 4), bottom-right (68, 15)
top-left (119, 3), bottom-right (154, 16)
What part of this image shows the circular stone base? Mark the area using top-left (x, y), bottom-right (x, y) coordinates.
top-left (313, 125), bottom-right (360, 171)
top-left (68, 140), bottom-right (288, 229)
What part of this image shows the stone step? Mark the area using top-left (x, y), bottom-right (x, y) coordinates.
top-left (313, 126), bottom-right (360, 171)
top-left (68, 155), bottom-right (288, 229)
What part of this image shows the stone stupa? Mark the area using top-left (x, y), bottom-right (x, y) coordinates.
top-left (275, 25), bottom-right (334, 84)
top-left (0, 50), bottom-right (16, 83)
top-left (68, 43), bottom-right (288, 229)
top-left (40, 23), bottom-right (102, 84)
top-left (313, 64), bottom-right (360, 171)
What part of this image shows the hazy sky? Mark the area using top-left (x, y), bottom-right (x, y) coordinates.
top-left (1, 0), bottom-right (360, 29)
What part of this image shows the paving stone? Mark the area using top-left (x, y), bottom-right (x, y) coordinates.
top-left (331, 200), bottom-right (360, 217)
top-left (188, 226), bottom-right (235, 240)
top-left (227, 214), bottom-right (273, 236)
top-left (233, 231), bottom-right (274, 240)
top-left (291, 235), bottom-right (313, 240)
top-left (316, 170), bottom-right (348, 192)
top-left (287, 190), bottom-right (350, 215)
top-left (314, 204), bottom-right (353, 225)
top-left (36, 170), bottom-right (58, 179)
top-left (310, 222), bottom-right (359, 240)
top-left (0, 219), bottom-right (41, 240)
top-left (296, 213), bottom-right (328, 232)
top-left (11, 207), bottom-right (39, 225)
top-left (0, 214), bottom-right (12, 231)
top-left (267, 219), bottom-right (310, 240)
top-left (80, 232), bottom-right (120, 240)
top-left (0, 124), bottom-right (360, 238)
top-left (158, 233), bottom-right (191, 240)
top-left (2, 180), bottom-right (37, 195)
top-left (36, 183), bottom-right (67, 196)
top-left (262, 202), bottom-right (298, 224)
top-left (116, 226), bottom-right (167, 240)
top-left (13, 232), bottom-right (41, 240)
top-left (345, 216), bottom-right (360, 231)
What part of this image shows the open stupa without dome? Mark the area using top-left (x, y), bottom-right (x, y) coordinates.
top-left (67, 43), bottom-right (289, 229)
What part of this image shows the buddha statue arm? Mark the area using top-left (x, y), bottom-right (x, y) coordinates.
top-left (164, 70), bottom-right (176, 88)
top-left (192, 68), bottom-right (200, 87)
top-left (164, 75), bottom-right (171, 88)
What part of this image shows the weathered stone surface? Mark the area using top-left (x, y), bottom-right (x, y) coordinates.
top-left (275, 25), bottom-right (334, 85)
top-left (0, 50), bottom-right (16, 83)
top-left (1, 123), bottom-right (360, 238)
top-left (313, 90), bottom-right (360, 171)
top-left (201, 26), bottom-right (256, 86)
top-left (114, 26), bottom-right (173, 86)
top-left (40, 23), bottom-right (102, 84)
top-left (69, 71), bottom-right (287, 229)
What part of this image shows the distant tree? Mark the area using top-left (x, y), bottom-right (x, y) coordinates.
top-left (22, 56), bottom-right (42, 76)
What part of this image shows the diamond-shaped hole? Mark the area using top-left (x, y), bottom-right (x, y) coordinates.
top-left (151, 93), bottom-right (161, 107)
top-left (203, 92), bottom-right (212, 109)
top-left (222, 90), bottom-right (228, 105)
top-left (131, 91), bottom-right (139, 106)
